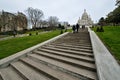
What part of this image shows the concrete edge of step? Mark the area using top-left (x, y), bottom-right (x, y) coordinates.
top-left (88, 27), bottom-right (120, 80)
top-left (0, 32), bottom-right (69, 68)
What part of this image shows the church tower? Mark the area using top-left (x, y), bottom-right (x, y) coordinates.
top-left (78, 9), bottom-right (93, 27)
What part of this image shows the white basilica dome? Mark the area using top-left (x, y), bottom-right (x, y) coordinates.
top-left (78, 9), bottom-right (93, 27)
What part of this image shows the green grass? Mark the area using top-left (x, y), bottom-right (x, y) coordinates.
top-left (92, 26), bottom-right (120, 62)
top-left (25, 28), bottom-right (72, 35)
top-left (0, 30), bottom-right (62, 59)
top-left (25, 29), bottom-right (43, 35)
top-left (67, 29), bottom-right (72, 32)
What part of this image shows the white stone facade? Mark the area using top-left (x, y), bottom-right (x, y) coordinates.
top-left (0, 11), bottom-right (27, 32)
top-left (78, 10), bottom-right (93, 27)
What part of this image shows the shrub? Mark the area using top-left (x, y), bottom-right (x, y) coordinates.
top-left (65, 29), bottom-right (67, 32)
top-left (99, 26), bottom-right (104, 32)
top-left (96, 27), bottom-right (100, 32)
top-left (36, 32), bottom-right (38, 35)
top-left (29, 33), bottom-right (32, 36)
top-left (96, 26), bottom-right (104, 32)
top-left (60, 30), bottom-right (63, 34)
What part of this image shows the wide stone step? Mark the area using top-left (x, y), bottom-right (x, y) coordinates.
top-left (50, 43), bottom-right (91, 47)
top-left (55, 36), bottom-right (90, 39)
top-left (50, 43), bottom-right (92, 47)
top-left (0, 67), bottom-right (24, 80)
top-left (62, 35), bottom-right (90, 38)
top-left (36, 48), bottom-right (95, 63)
top-left (52, 39), bottom-right (90, 44)
top-left (28, 54), bottom-right (97, 80)
top-left (46, 45), bottom-right (93, 53)
top-left (20, 58), bottom-right (80, 80)
top-left (53, 39), bottom-right (90, 42)
top-left (59, 35), bottom-right (90, 38)
top-left (39, 47), bottom-right (94, 57)
top-left (49, 44), bottom-right (92, 50)
top-left (34, 51), bottom-right (96, 72)
top-left (51, 41), bottom-right (91, 45)
top-left (0, 72), bottom-right (3, 80)
top-left (66, 43), bottom-right (92, 47)
top-left (11, 61), bottom-right (50, 80)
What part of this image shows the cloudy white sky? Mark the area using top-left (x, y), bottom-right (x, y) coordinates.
top-left (0, 0), bottom-right (117, 24)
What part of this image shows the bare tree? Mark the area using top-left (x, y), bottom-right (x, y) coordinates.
top-left (48, 16), bottom-right (59, 27)
top-left (37, 20), bottom-right (49, 28)
top-left (26, 7), bottom-right (44, 29)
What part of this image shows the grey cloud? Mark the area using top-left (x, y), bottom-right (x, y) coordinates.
top-left (0, 0), bottom-right (116, 24)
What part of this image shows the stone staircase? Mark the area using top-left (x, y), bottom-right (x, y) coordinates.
top-left (0, 29), bottom-right (98, 80)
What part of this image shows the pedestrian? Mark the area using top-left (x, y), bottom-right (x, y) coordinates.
top-left (82, 25), bottom-right (85, 29)
top-left (13, 31), bottom-right (16, 37)
top-left (76, 24), bottom-right (79, 33)
top-left (72, 25), bottom-right (76, 33)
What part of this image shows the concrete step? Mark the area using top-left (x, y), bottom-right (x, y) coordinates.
top-left (62, 34), bottom-right (90, 38)
top-left (54, 36), bottom-right (90, 39)
top-left (0, 72), bottom-right (3, 80)
top-left (47, 45), bottom-right (93, 53)
top-left (36, 48), bottom-right (95, 63)
top-left (39, 47), bottom-right (94, 57)
top-left (20, 58), bottom-right (80, 80)
top-left (48, 44), bottom-right (92, 50)
top-left (53, 39), bottom-right (90, 43)
top-left (53, 40), bottom-right (91, 42)
top-left (51, 36), bottom-right (90, 41)
top-left (51, 41), bottom-right (91, 45)
top-left (58, 34), bottom-right (90, 38)
top-left (11, 61), bottom-right (50, 80)
top-left (33, 51), bottom-right (96, 72)
top-left (50, 43), bottom-right (92, 47)
top-left (0, 66), bottom-right (24, 80)
top-left (66, 43), bottom-right (92, 47)
top-left (28, 54), bottom-right (97, 80)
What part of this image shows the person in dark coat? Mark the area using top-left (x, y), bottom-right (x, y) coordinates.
top-left (72, 25), bottom-right (76, 33)
top-left (76, 24), bottom-right (79, 33)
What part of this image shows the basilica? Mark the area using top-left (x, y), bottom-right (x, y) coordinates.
top-left (78, 10), bottom-right (93, 27)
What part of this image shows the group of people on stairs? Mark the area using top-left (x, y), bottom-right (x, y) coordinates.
top-left (72, 24), bottom-right (86, 33)
top-left (72, 24), bottom-right (80, 33)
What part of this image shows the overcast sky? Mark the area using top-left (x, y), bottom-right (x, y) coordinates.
top-left (0, 0), bottom-right (117, 24)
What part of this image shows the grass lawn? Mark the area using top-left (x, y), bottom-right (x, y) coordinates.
top-left (0, 35), bottom-right (10, 38)
top-left (0, 29), bottom-right (65, 59)
top-left (67, 29), bottom-right (72, 32)
top-left (25, 29), bottom-right (44, 35)
top-left (92, 26), bottom-right (120, 62)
